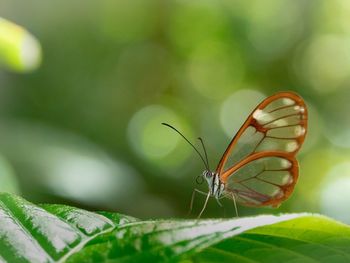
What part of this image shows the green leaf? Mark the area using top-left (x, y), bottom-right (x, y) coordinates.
top-left (192, 215), bottom-right (350, 262)
top-left (0, 192), bottom-right (350, 263)
top-left (0, 193), bottom-right (137, 262)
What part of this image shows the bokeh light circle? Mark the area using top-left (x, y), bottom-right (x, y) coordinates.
top-left (167, 1), bottom-right (229, 56)
top-left (127, 105), bottom-right (192, 169)
top-left (246, 0), bottom-right (303, 58)
top-left (299, 35), bottom-right (350, 93)
top-left (187, 41), bottom-right (244, 100)
top-left (220, 89), bottom-right (266, 138)
top-left (322, 89), bottom-right (350, 148)
top-left (320, 162), bottom-right (350, 223)
top-left (317, 0), bottom-right (350, 35)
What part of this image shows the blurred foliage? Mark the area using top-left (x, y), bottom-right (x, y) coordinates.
top-left (0, 17), bottom-right (41, 72)
top-left (0, 154), bottom-right (19, 194)
top-left (0, 0), bottom-right (349, 222)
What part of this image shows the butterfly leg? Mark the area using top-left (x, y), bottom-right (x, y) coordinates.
top-left (231, 192), bottom-right (239, 218)
top-left (215, 197), bottom-right (227, 217)
top-left (198, 191), bottom-right (211, 219)
top-left (216, 198), bottom-right (223, 207)
top-left (188, 188), bottom-right (208, 216)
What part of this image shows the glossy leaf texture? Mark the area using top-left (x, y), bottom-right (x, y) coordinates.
top-left (0, 193), bottom-right (137, 262)
top-left (1, 193), bottom-right (350, 263)
top-left (191, 215), bottom-right (350, 263)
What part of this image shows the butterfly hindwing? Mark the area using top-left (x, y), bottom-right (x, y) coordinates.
top-left (223, 152), bottom-right (298, 207)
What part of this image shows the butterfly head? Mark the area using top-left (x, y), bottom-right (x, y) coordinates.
top-left (202, 170), bottom-right (214, 195)
top-left (196, 170), bottom-right (211, 185)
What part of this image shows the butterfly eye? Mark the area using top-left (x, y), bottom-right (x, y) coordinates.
top-left (205, 171), bottom-right (212, 178)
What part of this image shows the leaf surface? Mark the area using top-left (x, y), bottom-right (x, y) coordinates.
top-left (0, 193), bottom-right (136, 262)
top-left (0, 193), bottom-right (349, 263)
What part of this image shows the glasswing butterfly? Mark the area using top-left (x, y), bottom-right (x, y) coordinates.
top-left (163, 91), bottom-right (307, 217)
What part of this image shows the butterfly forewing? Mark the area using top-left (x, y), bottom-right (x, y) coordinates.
top-left (217, 92), bottom-right (307, 207)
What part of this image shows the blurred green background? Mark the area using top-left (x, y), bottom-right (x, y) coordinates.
top-left (0, 0), bottom-right (349, 222)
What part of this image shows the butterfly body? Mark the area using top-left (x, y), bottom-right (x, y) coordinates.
top-left (203, 170), bottom-right (225, 199)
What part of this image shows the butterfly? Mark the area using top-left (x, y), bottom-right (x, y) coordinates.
top-left (162, 91), bottom-right (307, 217)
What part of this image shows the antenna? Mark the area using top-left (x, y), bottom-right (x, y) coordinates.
top-left (198, 137), bottom-right (210, 171)
top-left (161, 123), bottom-right (209, 171)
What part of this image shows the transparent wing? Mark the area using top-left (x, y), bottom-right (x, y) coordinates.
top-left (223, 152), bottom-right (298, 207)
top-left (216, 92), bottom-right (307, 207)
